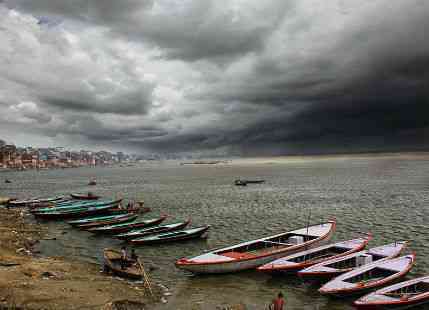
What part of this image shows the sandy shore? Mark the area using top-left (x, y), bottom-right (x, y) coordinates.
top-left (0, 206), bottom-right (160, 310)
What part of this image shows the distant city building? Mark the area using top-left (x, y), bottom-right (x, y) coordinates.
top-left (0, 138), bottom-right (132, 170)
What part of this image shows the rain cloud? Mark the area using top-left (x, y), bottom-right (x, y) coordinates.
top-left (0, 0), bottom-right (428, 155)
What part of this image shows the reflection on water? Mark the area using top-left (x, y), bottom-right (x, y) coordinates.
top-left (1, 155), bottom-right (429, 309)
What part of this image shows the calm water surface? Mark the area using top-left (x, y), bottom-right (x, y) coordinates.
top-left (1, 155), bottom-right (429, 310)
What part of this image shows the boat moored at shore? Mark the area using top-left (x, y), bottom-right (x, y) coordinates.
top-left (319, 254), bottom-right (415, 297)
top-left (176, 220), bottom-right (336, 274)
top-left (354, 275), bottom-right (429, 309)
top-left (298, 241), bottom-right (408, 283)
top-left (257, 236), bottom-right (371, 273)
top-left (129, 225), bottom-right (210, 245)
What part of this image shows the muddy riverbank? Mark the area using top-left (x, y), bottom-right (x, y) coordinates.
top-left (0, 206), bottom-right (159, 310)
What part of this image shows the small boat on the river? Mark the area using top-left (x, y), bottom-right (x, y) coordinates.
top-left (298, 241), bottom-right (407, 283)
top-left (70, 193), bottom-right (99, 200)
top-left (4, 179), bottom-right (11, 184)
top-left (354, 275), bottom-right (429, 309)
top-left (8, 196), bottom-right (64, 208)
top-left (130, 225), bottom-right (210, 245)
top-left (88, 215), bottom-right (167, 234)
top-left (103, 248), bottom-right (142, 280)
top-left (234, 179), bottom-right (265, 186)
top-left (175, 220), bottom-right (336, 274)
top-left (319, 254), bottom-right (415, 297)
top-left (33, 200), bottom-right (122, 220)
top-left (75, 213), bottom-right (138, 229)
top-left (116, 220), bottom-right (191, 240)
top-left (88, 179), bottom-right (97, 186)
top-left (257, 236), bottom-right (371, 273)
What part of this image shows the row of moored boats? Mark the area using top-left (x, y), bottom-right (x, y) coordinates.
top-left (6, 196), bottom-right (429, 309)
top-left (5, 194), bottom-right (210, 245)
top-left (175, 220), bottom-right (428, 309)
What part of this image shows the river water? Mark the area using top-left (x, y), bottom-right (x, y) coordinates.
top-left (1, 154), bottom-right (429, 310)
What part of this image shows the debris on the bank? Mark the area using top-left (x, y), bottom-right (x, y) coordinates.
top-left (0, 262), bottom-right (21, 267)
top-left (217, 304), bottom-right (247, 310)
top-left (40, 271), bottom-right (64, 280)
top-left (103, 300), bottom-right (147, 310)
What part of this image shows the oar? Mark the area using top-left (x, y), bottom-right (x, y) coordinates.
top-left (137, 258), bottom-right (154, 299)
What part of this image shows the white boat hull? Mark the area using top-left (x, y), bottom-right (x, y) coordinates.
top-left (176, 221), bottom-right (335, 274)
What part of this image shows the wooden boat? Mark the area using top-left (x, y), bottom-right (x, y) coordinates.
top-left (245, 180), bottom-right (265, 184)
top-left (115, 220), bottom-right (191, 240)
top-left (33, 199), bottom-right (119, 213)
top-left (103, 248), bottom-right (142, 279)
top-left (319, 254), bottom-right (415, 297)
top-left (130, 225), bottom-right (210, 245)
top-left (76, 213), bottom-right (138, 229)
top-left (234, 179), bottom-right (265, 186)
top-left (33, 200), bottom-right (122, 220)
top-left (257, 236), bottom-right (371, 273)
top-left (234, 180), bottom-right (247, 186)
top-left (354, 275), bottom-right (429, 309)
top-left (175, 220), bottom-right (336, 274)
top-left (28, 198), bottom-right (75, 210)
top-left (8, 196), bottom-right (64, 207)
top-left (70, 193), bottom-right (99, 200)
top-left (4, 179), bottom-right (11, 184)
top-left (68, 213), bottom-right (134, 226)
top-left (87, 215), bottom-right (167, 234)
top-left (298, 241), bottom-right (407, 283)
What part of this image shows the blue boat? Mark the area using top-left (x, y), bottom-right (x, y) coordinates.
top-left (33, 199), bottom-right (118, 213)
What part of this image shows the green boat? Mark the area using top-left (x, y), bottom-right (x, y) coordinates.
top-left (115, 220), bottom-right (191, 240)
top-left (33, 200), bottom-right (122, 220)
top-left (7, 196), bottom-right (64, 208)
top-left (130, 225), bottom-right (210, 245)
top-left (67, 213), bottom-right (135, 227)
top-left (88, 215), bottom-right (167, 234)
top-left (68, 214), bottom-right (127, 226)
top-left (33, 199), bottom-right (117, 213)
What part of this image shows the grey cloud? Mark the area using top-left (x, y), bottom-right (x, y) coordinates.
top-left (7, 0), bottom-right (292, 61)
top-left (1, 1), bottom-right (429, 155)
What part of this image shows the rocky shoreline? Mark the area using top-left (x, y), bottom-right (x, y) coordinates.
top-left (0, 206), bottom-right (159, 310)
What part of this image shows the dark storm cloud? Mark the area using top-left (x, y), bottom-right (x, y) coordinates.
top-left (1, 1), bottom-right (429, 154)
top-left (41, 86), bottom-right (153, 115)
top-left (6, 0), bottom-right (291, 61)
top-left (139, 1), bottom-right (429, 154)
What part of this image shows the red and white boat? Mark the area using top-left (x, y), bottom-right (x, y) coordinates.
top-left (175, 220), bottom-right (336, 274)
top-left (298, 241), bottom-right (407, 283)
top-left (354, 275), bottom-right (429, 309)
top-left (257, 236), bottom-right (371, 273)
top-left (319, 254), bottom-right (415, 297)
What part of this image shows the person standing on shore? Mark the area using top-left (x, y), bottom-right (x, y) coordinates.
top-left (120, 246), bottom-right (127, 270)
top-left (269, 292), bottom-right (285, 310)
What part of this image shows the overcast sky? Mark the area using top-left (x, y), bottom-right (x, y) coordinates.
top-left (0, 1), bottom-right (428, 155)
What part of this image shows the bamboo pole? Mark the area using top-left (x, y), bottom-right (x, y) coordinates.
top-left (137, 258), bottom-right (154, 298)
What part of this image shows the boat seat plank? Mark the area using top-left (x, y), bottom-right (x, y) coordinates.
top-left (221, 251), bottom-right (256, 260)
